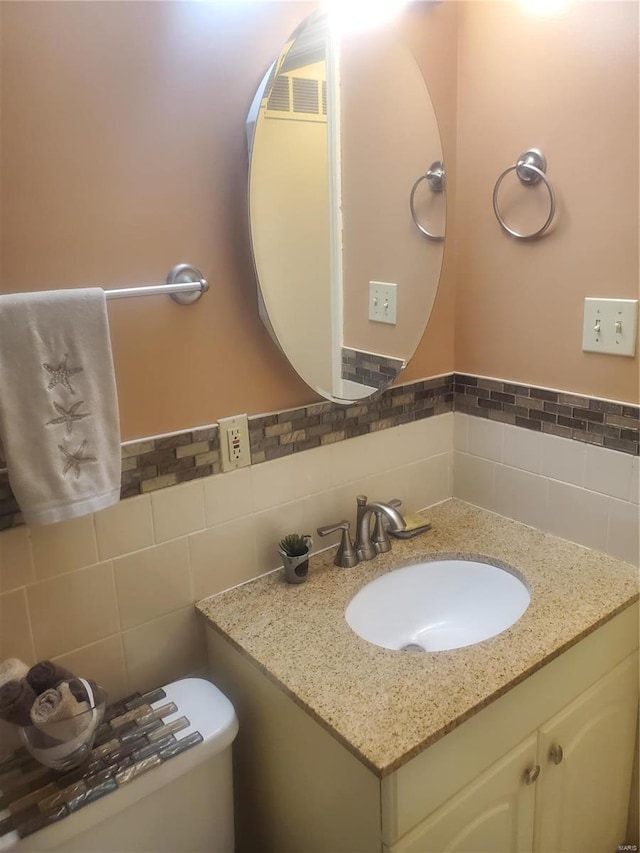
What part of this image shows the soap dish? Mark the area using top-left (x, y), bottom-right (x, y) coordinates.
top-left (391, 523), bottom-right (432, 540)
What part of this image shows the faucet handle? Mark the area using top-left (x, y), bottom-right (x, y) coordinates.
top-left (317, 521), bottom-right (359, 568)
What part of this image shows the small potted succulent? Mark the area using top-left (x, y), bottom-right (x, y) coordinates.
top-left (278, 533), bottom-right (313, 584)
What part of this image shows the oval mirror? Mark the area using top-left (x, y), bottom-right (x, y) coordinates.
top-left (247, 9), bottom-right (445, 403)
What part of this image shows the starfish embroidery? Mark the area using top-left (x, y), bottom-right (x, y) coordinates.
top-left (46, 401), bottom-right (91, 435)
top-left (58, 440), bottom-right (97, 478)
top-left (42, 354), bottom-right (83, 394)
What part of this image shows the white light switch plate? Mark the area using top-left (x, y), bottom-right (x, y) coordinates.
top-left (368, 281), bottom-right (397, 325)
top-left (582, 298), bottom-right (638, 357)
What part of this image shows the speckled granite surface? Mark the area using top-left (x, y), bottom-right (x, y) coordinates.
top-left (196, 500), bottom-right (638, 778)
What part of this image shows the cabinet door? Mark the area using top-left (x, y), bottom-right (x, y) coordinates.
top-left (534, 652), bottom-right (638, 853)
top-left (388, 734), bottom-right (538, 853)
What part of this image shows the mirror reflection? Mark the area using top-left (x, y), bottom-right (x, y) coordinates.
top-left (247, 10), bottom-right (445, 403)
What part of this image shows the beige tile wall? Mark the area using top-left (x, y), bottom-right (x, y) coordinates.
top-left (2, 406), bottom-right (633, 725)
top-left (0, 415), bottom-right (453, 704)
top-left (453, 413), bottom-right (639, 565)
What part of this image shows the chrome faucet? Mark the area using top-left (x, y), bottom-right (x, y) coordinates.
top-left (354, 496), bottom-right (406, 562)
top-left (318, 495), bottom-right (406, 567)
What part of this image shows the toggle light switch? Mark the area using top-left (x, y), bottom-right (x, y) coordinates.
top-left (582, 298), bottom-right (638, 357)
top-left (368, 281), bottom-right (397, 325)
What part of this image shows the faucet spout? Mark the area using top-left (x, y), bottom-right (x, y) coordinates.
top-left (357, 502), bottom-right (406, 562)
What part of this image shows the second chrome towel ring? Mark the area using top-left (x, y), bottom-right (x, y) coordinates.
top-left (493, 149), bottom-right (556, 240)
top-left (410, 161), bottom-right (445, 241)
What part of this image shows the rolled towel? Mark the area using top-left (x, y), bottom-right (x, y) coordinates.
top-left (0, 679), bottom-right (37, 726)
top-left (0, 658), bottom-right (30, 689)
top-left (30, 682), bottom-right (90, 741)
top-left (26, 661), bottom-right (76, 696)
top-left (68, 677), bottom-right (98, 705)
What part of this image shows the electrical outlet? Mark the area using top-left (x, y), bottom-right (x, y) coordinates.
top-left (218, 414), bottom-right (251, 472)
top-left (582, 298), bottom-right (638, 357)
top-left (368, 281), bottom-right (397, 325)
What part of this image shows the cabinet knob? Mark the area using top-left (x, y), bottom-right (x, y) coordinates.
top-left (549, 744), bottom-right (564, 765)
top-left (523, 764), bottom-right (541, 785)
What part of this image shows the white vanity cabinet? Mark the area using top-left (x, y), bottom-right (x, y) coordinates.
top-left (533, 653), bottom-right (638, 853)
top-left (388, 734), bottom-right (538, 853)
top-left (386, 653), bottom-right (638, 853)
top-left (205, 602), bottom-right (639, 853)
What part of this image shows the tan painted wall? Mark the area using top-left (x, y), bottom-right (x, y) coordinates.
top-left (340, 25), bottom-right (445, 362)
top-left (0, 1), bottom-right (457, 441)
top-left (5, 0), bottom-right (631, 438)
top-left (454, 0), bottom-right (639, 403)
top-left (392, 1), bottom-right (458, 387)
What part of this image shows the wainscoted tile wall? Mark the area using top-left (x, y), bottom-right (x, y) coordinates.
top-left (0, 415), bottom-right (453, 707)
top-left (0, 375), bottom-right (454, 529)
top-left (453, 413), bottom-right (639, 566)
top-left (0, 373), bottom-right (636, 530)
top-left (0, 370), bottom-right (637, 732)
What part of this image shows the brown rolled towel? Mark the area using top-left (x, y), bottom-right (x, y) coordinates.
top-left (25, 661), bottom-right (76, 696)
top-left (68, 678), bottom-right (98, 705)
top-left (0, 679), bottom-right (37, 726)
top-left (0, 658), bottom-right (30, 690)
top-left (30, 682), bottom-right (90, 741)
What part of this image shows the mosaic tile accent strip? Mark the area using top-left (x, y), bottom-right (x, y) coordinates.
top-left (120, 426), bottom-right (221, 499)
top-left (341, 347), bottom-right (405, 391)
top-left (248, 374), bottom-right (454, 464)
top-left (454, 374), bottom-right (640, 455)
top-left (0, 372), bottom-right (637, 530)
top-left (0, 424), bottom-right (222, 530)
top-left (0, 687), bottom-right (203, 846)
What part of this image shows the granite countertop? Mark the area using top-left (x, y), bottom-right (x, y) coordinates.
top-left (196, 500), bottom-right (638, 778)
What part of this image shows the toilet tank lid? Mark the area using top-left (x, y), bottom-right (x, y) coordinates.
top-left (157, 677), bottom-right (239, 757)
top-left (0, 679), bottom-right (238, 851)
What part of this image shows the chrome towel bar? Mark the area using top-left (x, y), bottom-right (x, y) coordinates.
top-left (106, 264), bottom-right (208, 305)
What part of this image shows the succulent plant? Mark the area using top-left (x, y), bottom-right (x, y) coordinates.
top-left (278, 533), bottom-right (311, 558)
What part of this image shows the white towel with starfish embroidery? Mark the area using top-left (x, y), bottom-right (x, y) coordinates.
top-left (0, 289), bottom-right (121, 525)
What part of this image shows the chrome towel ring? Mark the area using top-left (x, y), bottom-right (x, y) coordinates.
top-left (493, 149), bottom-right (556, 240)
top-left (409, 161), bottom-right (445, 241)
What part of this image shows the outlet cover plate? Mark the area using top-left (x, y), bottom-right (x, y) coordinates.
top-left (218, 414), bottom-right (251, 472)
top-left (582, 298), bottom-right (638, 356)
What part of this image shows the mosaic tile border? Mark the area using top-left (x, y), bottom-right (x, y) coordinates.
top-left (455, 374), bottom-right (639, 455)
top-left (248, 373), bottom-right (453, 464)
top-left (119, 425), bottom-right (221, 500)
top-left (0, 373), bottom-right (637, 530)
top-left (341, 347), bottom-right (404, 391)
top-left (0, 687), bottom-right (203, 845)
top-left (0, 426), bottom-right (222, 530)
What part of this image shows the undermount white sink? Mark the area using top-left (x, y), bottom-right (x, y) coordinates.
top-left (345, 558), bottom-right (530, 652)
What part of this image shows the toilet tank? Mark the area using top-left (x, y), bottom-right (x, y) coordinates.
top-left (9, 678), bottom-right (238, 853)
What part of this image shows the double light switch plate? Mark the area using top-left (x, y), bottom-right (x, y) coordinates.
top-left (582, 298), bottom-right (638, 357)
